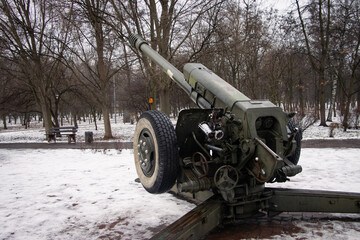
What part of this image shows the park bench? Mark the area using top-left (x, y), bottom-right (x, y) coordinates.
top-left (47, 126), bottom-right (78, 143)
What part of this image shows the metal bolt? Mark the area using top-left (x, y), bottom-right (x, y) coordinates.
top-left (144, 158), bottom-right (148, 162)
top-left (140, 140), bottom-right (143, 144)
top-left (255, 157), bottom-right (259, 162)
top-left (145, 150), bottom-right (148, 154)
top-left (137, 144), bottom-right (140, 148)
top-left (142, 142), bottom-right (146, 146)
top-left (261, 169), bottom-right (266, 176)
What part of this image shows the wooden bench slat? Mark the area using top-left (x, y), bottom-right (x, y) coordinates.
top-left (50, 130), bottom-right (77, 133)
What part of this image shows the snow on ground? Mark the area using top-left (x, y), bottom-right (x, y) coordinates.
top-left (303, 120), bottom-right (360, 139)
top-left (0, 148), bottom-right (359, 240)
top-left (1, 114), bottom-right (360, 143)
top-left (0, 115), bottom-right (360, 239)
top-left (269, 148), bottom-right (360, 192)
top-left (0, 149), bottom-right (194, 240)
top-left (268, 148), bottom-right (360, 240)
top-left (0, 116), bottom-right (136, 143)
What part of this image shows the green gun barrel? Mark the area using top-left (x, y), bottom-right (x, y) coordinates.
top-left (128, 33), bottom-right (251, 110)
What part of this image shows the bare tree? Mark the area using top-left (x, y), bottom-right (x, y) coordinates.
top-left (331, 0), bottom-right (360, 130)
top-left (109, 0), bottom-right (223, 115)
top-left (66, 0), bottom-right (126, 138)
top-left (0, 0), bottom-right (73, 133)
top-left (296, 0), bottom-right (332, 126)
top-left (196, 1), bottom-right (272, 100)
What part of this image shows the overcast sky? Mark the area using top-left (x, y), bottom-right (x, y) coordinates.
top-left (263, 0), bottom-right (294, 13)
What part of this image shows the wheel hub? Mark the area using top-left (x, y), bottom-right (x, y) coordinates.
top-left (137, 128), bottom-right (155, 177)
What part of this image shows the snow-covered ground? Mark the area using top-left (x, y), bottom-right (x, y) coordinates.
top-left (303, 120), bottom-right (360, 139)
top-left (0, 116), bottom-right (136, 143)
top-left (0, 116), bottom-right (359, 239)
top-left (0, 148), bottom-right (359, 239)
top-left (0, 149), bottom-right (195, 240)
top-left (0, 115), bottom-right (360, 143)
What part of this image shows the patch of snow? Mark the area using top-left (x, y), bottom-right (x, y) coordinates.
top-left (274, 220), bottom-right (360, 240)
top-left (1, 114), bottom-right (360, 239)
top-left (0, 149), bottom-right (194, 240)
top-left (303, 120), bottom-right (360, 139)
top-left (269, 148), bottom-right (360, 192)
top-left (268, 148), bottom-right (360, 239)
top-left (0, 117), bottom-right (136, 143)
top-left (2, 116), bottom-right (360, 144)
top-left (0, 148), bottom-right (359, 239)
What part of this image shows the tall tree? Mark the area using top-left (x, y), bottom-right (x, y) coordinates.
top-left (332, 0), bottom-right (360, 130)
top-left (110, 0), bottom-right (223, 115)
top-left (68, 0), bottom-right (123, 138)
top-left (296, 0), bottom-right (332, 126)
top-left (0, 0), bottom-right (73, 133)
top-left (198, 1), bottom-right (272, 99)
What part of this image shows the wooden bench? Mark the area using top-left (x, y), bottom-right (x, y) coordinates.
top-left (47, 126), bottom-right (78, 143)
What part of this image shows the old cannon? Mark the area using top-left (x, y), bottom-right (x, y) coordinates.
top-left (128, 33), bottom-right (359, 238)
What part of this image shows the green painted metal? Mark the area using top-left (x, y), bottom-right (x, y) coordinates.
top-left (128, 34), bottom-right (360, 236)
top-left (183, 63), bottom-right (250, 109)
top-left (150, 196), bottom-right (223, 240)
top-left (128, 32), bottom-right (302, 202)
top-left (268, 188), bottom-right (360, 214)
top-left (128, 34), bottom-right (211, 109)
top-left (150, 188), bottom-right (360, 239)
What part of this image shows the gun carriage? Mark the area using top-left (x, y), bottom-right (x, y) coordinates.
top-left (128, 33), bottom-right (360, 239)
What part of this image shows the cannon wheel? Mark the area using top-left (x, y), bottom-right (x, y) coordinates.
top-left (133, 110), bottom-right (179, 193)
top-left (287, 119), bottom-right (302, 165)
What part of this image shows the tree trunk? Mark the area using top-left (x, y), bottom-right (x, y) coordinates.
top-left (343, 95), bottom-right (352, 131)
top-left (60, 114), bottom-right (64, 126)
top-left (327, 73), bottom-right (337, 121)
top-left (160, 87), bottom-right (170, 115)
top-left (24, 112), bottom-right (30, 129)
top-left (319, 80), bottom-right (327, 126)
top-left (2, 114), bottom-right (7, 129)
top-left (39, 95), bottom-right (53, 134)
top-left (103, 106), bottom-right (112, 139)
top-left (73, 113), bottom-right (78, 128)
top-left (342, 70), bottom-right (358, 131)
top-left (53, 99), bottom-right (60, 127)
top-left (92, 111), bottom-right (98, 131)
top-left (298, 78), bottom-right (305, 117)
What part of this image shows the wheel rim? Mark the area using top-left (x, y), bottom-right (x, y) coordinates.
top-left (137, 128), bottom-right (156, 177)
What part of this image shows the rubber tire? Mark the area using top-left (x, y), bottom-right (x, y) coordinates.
top-left (287, 119), bottom-right (302, 165)
top-left (133, 110), bottom-right (179, 193)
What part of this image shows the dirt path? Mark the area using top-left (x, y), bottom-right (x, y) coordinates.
top-left (302, 139), bottom-right (360, 148)
top-left (0, 142), bottom-right (133, 149)
top-left (0, 139), bottom-right (359, 149)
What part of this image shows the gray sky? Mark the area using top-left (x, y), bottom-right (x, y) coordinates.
top-left (263, 0), bottom-right (293, 13)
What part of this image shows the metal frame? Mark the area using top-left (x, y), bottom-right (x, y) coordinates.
top-left (151, 188), bottom-right (360, 239)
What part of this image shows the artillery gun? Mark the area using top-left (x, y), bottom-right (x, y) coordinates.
top-left (128, 33), bottom-right (360, 238)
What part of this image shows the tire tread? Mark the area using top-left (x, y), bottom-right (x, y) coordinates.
top-left (288, 119), bottom-right (302, 165)
top-left (140, 110), bottom-right (179, 193)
